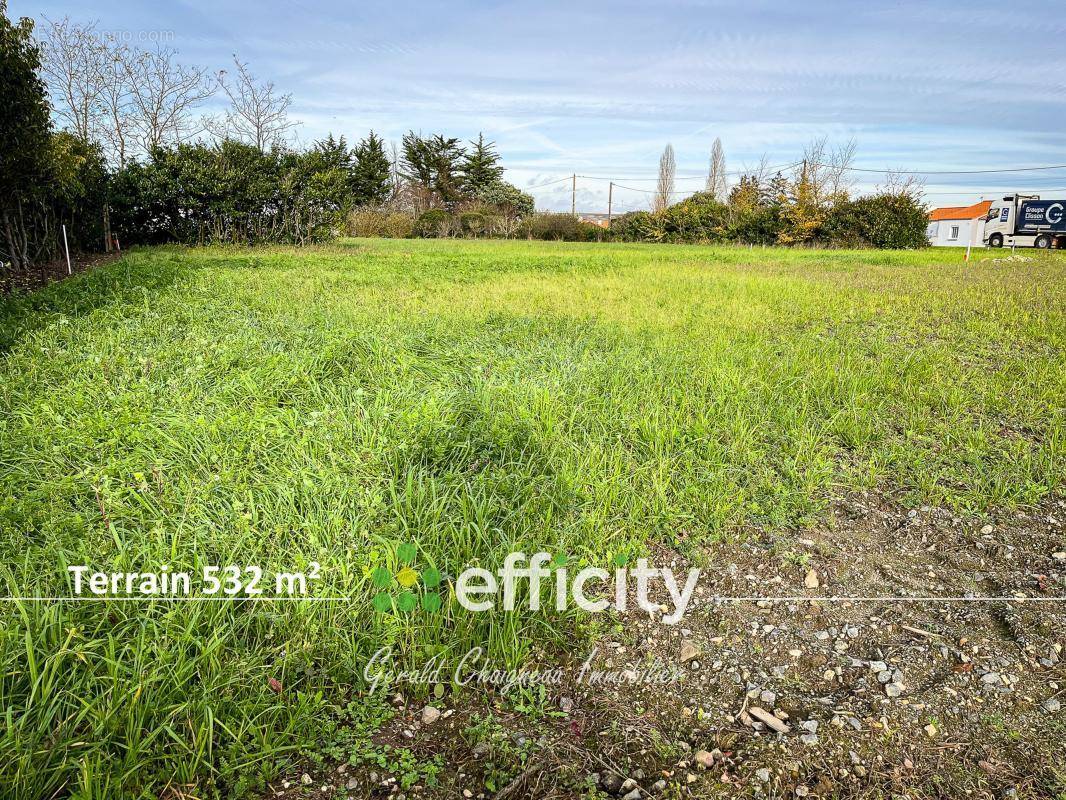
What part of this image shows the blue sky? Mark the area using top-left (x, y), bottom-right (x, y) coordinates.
top-left (17, 0), bottom-right (1066, 211)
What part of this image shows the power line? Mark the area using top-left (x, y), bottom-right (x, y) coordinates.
top-left (577, 161), bottom-right (801, 182)
top-left (522, 175), bottom-right (575, 190)
top-left (919, 187), bottom-right (1066, 196)
top-left (812, 162), bottom-right (1066, 175)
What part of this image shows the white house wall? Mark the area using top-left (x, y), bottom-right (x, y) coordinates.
top-left (927, 218), bottom-right (985, 247)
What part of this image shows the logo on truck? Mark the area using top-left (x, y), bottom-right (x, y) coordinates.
top-left (1048, 203), bottom-right (1064, 225)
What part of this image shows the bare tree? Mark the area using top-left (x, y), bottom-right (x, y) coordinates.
top-left (97, 37), bottom-right (134, 166)
top-left (797, 136), bottom-right (857, 203)
top-left (121, 44), bottom-right (213, 152)
top-left (654, 143), bottom-right (675, 213)
top-left (389, 140), bottom-right (401, 199)
top-left (706, 137), bottom-right (727, 200)
top-left (212, 56), bottom-right (299, 151)
top-left (38, 16), bottom-right (107, 143)
top-left (878, 170), bottom-right (925, 200)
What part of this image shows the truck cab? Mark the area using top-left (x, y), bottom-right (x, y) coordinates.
top-left (984, 194), bottom-right (1066, 249)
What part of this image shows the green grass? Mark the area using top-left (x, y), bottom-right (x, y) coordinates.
top-left (1, 238), bottom-right (1063, 798)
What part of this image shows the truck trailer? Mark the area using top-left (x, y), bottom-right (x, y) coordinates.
top-left (983, 194), bottom-right (1066, 249)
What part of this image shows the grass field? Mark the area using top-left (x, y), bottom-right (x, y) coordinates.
top-left (1, 239), bottom-right (1064, 798)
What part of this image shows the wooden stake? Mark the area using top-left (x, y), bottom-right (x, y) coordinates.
top-left (607, 182), bottom-right (613, 229)
top-left (62, 224), bottom-right (72, 275)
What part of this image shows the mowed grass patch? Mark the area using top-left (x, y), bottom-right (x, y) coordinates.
top-left (0, 239), bottom-right (1063, 798)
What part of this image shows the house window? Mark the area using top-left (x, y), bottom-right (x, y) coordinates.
top-left (950, 225), bottom-right (959, 239)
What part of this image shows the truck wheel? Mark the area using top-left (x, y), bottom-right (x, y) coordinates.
top-left (1035, 234), bottom-right (1052, 249)
top-left (987, 233), bottom-right (1003, 248)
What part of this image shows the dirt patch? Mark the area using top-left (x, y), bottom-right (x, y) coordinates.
top-left (267, 493), bottom-right (1065, 799)
top-left (1, 250), bottom-right (119, 294)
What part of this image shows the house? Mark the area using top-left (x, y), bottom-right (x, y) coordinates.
top-left (577, 213), bottom-right (612, 228)
top-left (926, 200), bottom-right (992, 247)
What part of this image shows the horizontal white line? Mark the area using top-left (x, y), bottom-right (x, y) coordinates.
top-left (0, 596), bottom-right (1062, 603)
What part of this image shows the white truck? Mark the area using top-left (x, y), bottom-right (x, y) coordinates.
top-left (983, 194), bottom-right (1066, 249)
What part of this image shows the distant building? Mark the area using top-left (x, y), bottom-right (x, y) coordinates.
top-left (926, 201), bottom-right (992, 247)
top-left (577, 213), bottom-right (612, 228)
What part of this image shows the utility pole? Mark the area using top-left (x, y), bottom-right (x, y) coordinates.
top-left (571, 174), bottom-right (576, 216)
top-left (607, 182), bottom-right (613, 229)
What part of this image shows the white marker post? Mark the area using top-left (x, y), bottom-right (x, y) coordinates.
top-left (62, 224), bottom-right (72, 275)
top-left (965, 218), bottom-right (976, 262)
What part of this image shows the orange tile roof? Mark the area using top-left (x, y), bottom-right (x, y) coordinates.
top-left (928, 200), bottom-right (992, 221)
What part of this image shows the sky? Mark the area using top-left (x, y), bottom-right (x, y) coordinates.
top-left (16, 0), bottom-right (1066, 212)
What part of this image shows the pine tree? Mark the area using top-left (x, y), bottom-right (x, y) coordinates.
top-left (352, 131), bottom-right (391, 205)
top-left (460, 133), bottom-right (503, 192)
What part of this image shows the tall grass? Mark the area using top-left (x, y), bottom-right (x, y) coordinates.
top-left (1, 240), bottom-right (1063, 797)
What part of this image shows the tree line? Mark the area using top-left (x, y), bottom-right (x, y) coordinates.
top-left (0, 5), bottom-right (536, 285)
top-left (620, 137), bottom-right (928, 248)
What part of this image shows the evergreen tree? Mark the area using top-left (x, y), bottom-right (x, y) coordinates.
top-left (352, 131), bottom-right (391, 205)
top-left (401, 132), bottom-right (465, 205)
top-left (461, 133), bottom-right (503, 192)
top-left (1, 0), bottom-right (52, 273)
top-left (313, 134), bottom-right (353, 172)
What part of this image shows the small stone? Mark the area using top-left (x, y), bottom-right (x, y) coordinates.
top-left (822, 669), bottom-right (836, 681)
top-left (1043, 698), bottom-right (1060, 713)
top-left (621, 789), bottom-right (641, 800)
top-left (755, 767), bottom-right (771, 783)
top-left (804, 569), bottom-right (820, 588)
top-left (800, 720), bottom-right (818, 733)
top-left (869, 660), bottom-right (888, 672)
top-left (980, 524), bottom-right (994, 535)
top-left (694, 750), bottom-right (715, 769)
top-left (795, 785), bottom-right (809, 796)
top-left (877, 670), bottom-right (893, 684)
top-left (560, 696), bottom-right (574, 712)
top-left (347, 777), bottom-right (359, 790)
top-left (620, 778), bottom-right (638, 792)
top-left (1053, 551), bottom-right (1066, 562)
top-left (981, 672), bottom-right (1001, 685)
top-left (652, 779), bottom-right (667, 792)
top-left (600, 773), bottom-right (623, 794)
top-left (421, 705), bottom-right (442, 725)
top-left (759, 690), bottom-right (777, 705)
top-left (301, 774), bottom-right (313, 786)
top-left (885, 683), bottom-right (902, 698)
top-left (924, 723), bottom-right (937, 737)
top-left (854, 765), bottom-right (867, 777)
top-left (463, 791), bottom-right (473, 799)
top-left (800, 733), bottom-right (819, 745)
top-left (749, 706), bottom-right (790, 733)
top-left (680, 639), bottom-right (700, 663)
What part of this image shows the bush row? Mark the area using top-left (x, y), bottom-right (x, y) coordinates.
top-left (607, 189), bottom-right (928, 248)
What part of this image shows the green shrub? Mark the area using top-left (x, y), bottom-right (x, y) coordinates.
top-left (607, 211), bottom-right (657, 242)
top-left (459, 211), bottom-right (486, 237)
top-left (661, 192), bottom-right (728, 242)
top-left (520, 213), bottom-right (600, 241)
top-left (413, 208), bottom-right (454, 238)
top-left (474, 181), bottom-right (535, 219)
top-left (822, 193), bottom-right (928, 249)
